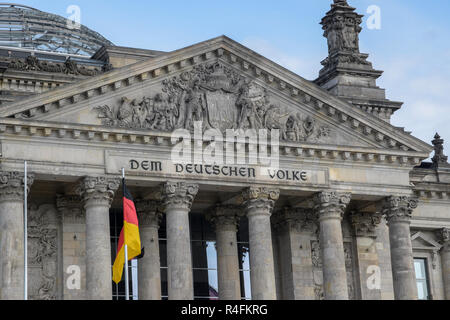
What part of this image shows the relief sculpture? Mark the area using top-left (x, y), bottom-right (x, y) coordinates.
top-left (95, 62), bottom-right (331, 142)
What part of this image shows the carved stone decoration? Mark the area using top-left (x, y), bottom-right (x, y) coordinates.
top-left (311, 240), bottom-right (322, 268)
top-left (8, 55), bottom-right (101, 76)
top-left (382, 196), bottom-right (418, 224)
top-left (241, 187), bottom-right (280, 215)
top-left (437, 228), bottom-right (450, 252)
top-left (432, 133), bottom-right (449, 167)
top-left (344, 242), bottom-right (355, 300)
top-left (135, 199), bottom-right (163, 228)
top-left (27, 204), bottom-right (59, 300)
top-left (0, 171), bottom-right (34, 202)
top-left (313, 191), bottom-right (351, 221)
top-left (161, 182), bottom-right (199, 211)
top-left (319, 0), bottom-right (372, 74)
top-left (78, 176), bottom-right (120, 208)
top-left (350, 211), bottom-right (382, 238)
top-left (272, 207), bottom-right (317, 233)
top-left (94, 61), bottom-right (331, 142)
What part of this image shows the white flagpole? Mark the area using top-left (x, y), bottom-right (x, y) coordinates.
top-left (122, 168), bottom-right (130, 301)
top-left (24, 161), bottom-right (28, 301)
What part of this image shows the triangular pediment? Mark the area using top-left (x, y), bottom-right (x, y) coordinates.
top-left (411, 232), bottom-right (442, 250)
top-left (0, 36), bottom-right (433, 157)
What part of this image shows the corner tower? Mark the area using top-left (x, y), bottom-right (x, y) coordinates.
top-left (315, 0), bottom-right (402, 123)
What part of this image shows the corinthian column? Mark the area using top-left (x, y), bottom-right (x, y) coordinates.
top-left (161, 182), bottom-right (199, 300)
top-left (382, 196), bottom-right (418, 300)
top-left (0, 171), bottom-right (34, 300)
top-left (313, 191), bottom-right (351, 300)
top-left (135, 200), bottom-right (162, 300)
top-left (436, 228), bottom-right (450, 300)
top-left (242, 187), bottom-right (279, 300)
top-left (206, 205), bottom-right (242, 300)
top-left (79, 176), bottom-right (120, 300)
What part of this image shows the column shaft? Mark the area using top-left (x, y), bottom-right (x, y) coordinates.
top-left (383, 196), bottom-right (418, 300)
top-left (162, 182), bottom-right (198, 300)
top-left (242, 187), bottom-right (279, 300)
top-left (437, 228), bottom-right (450, 300)
top-left (208, 206), bottom-right (242, 300)
top-left (79, 176), bottom-right (119, 300)
top-left (314, 191), bottom-right (351, 300)
top-left (136, 200), bottom-right (162, 300)
top-left (0, 172), bottom-right (33, 300)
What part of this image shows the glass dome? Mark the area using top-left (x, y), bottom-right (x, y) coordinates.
top-left (0, 3), bottom-right (113, 56)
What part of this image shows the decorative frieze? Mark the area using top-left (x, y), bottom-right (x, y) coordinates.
top-left (161, 182), bottom-right (199, 211)
top-left (27, 204), bottom-right (59, 300)
top-left (350, 211), bottom-right (382, 238)
top-left (382, 196), bottom-right (418, 224)
top-left (78, 176), bottom-right (120, 208)
top-left (0, 171), bottom-right (34, 202)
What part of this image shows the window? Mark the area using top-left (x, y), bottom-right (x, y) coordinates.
top-left (159, 212), bottom-right (252, 300)
top-left (414, 258), bottom-right (430, 300)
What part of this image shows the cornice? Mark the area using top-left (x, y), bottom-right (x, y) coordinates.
top-left (0, 117), bottom-right (429, 167)
top-left (0, 36), bottom-right (432, 155)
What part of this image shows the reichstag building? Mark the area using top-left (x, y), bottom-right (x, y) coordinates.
top-left (0, 1), bottom-right (448, 300)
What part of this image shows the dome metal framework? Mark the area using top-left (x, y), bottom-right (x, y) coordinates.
top-left (0, 3), bottom-right (113, 56)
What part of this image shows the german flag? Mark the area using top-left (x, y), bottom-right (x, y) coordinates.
top-left (112, 179), bottom-right (142, 284)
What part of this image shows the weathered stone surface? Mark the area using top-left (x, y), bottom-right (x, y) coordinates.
top-left (313, 191), bottom-right (351, 300)
top-left (0, 171), bottom-right (34, 300)
top-left (162, 182), bottom-right (199, 300)
top-left (242, 187), bottom-right (279, 300)
top-left (383, 196), bottom-right (418, 300)
top-left (135, 199), bottom-right (162, 300)
top-left (437, 228), bottom-right (450, 300)
top-left (206, 205), bottom-right (242, 300)
top-left (79, 176), bottom-right (120, 300)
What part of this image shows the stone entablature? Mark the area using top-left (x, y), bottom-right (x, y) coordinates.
top-left (0, 118), bottom-right (428, 167)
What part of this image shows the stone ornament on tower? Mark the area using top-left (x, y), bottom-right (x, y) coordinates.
top-left (432, 133), bottom-right (449, 167)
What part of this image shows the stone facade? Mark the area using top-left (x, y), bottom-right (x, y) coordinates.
top-left (0, 0), bottom-right (449, 301)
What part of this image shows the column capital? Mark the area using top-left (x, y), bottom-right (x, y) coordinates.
top-left (241, 187), bottom-right (280, 216)
top-left (56, 194), bottom-right (84, 224)
top-left (272, 207), bottom-right (317, 233)
top-left (436, 228), bottom-right (450, 252)
top-left (206, 205), bottom-right (242, 232)
top-left (313, 191), bottom-right (351, 221)
top-left (161, 182), bottom-right (199, 211)
top-left (350, 211), bottom-right (382, 238)
top-left (135, 199), bottom-right (163, 228)
top-left (0, 171), bottom-right (34, 202)
top-left (382, 196), bottom-right (418, 224)
top-left (78, 176), bottom-right (120, 208)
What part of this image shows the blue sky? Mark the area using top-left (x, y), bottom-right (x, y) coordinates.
top-left (13, 0), bottom-right (450, 157)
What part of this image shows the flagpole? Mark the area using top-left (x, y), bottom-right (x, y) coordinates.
top-left (122, 168), bottom-right (130, 301)
top-left (24, 161), bottom-right (28, 301)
